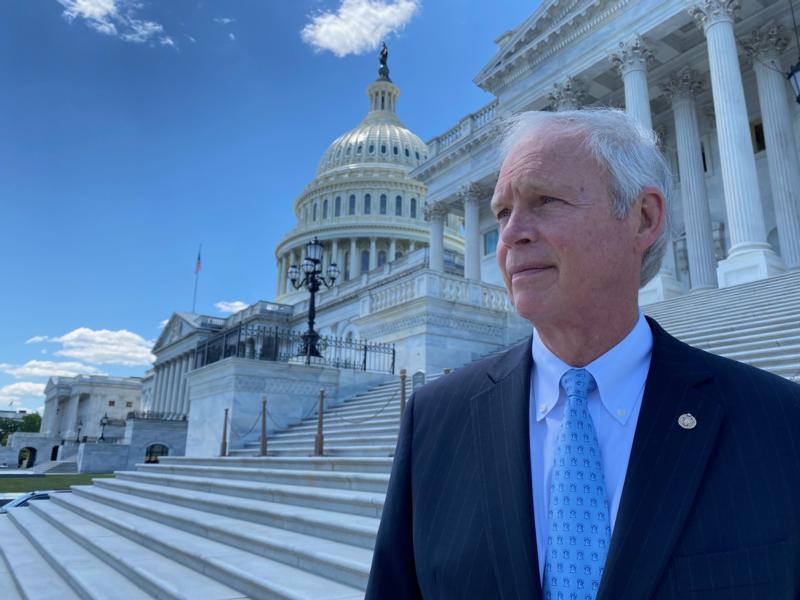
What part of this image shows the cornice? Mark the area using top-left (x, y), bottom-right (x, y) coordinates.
top-left (413, 123), bottom-right (502, 182)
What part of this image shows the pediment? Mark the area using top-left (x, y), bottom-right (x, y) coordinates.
top-left (153, 314), bottom-right (196, 353)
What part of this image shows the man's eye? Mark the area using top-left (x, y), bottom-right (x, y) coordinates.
top-left (540, 196), bottom-right (561, 204)
top-left (496, 208), bottom-right (510, 220)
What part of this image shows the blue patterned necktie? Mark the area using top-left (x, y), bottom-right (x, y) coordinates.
top-left (543, 368), bottom-right (610, 600)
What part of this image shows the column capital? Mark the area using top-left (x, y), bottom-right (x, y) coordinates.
top-left (689, 0), bottom-right (740, 32)
top-left (548, 77), bottom-right (587, 111)
top-left (660, 67), bottom-right (704, 102)
top-left (609, 35), bottom-right (654, 77)
top-left (740, 23), bottom-right (789, 62)
top-left (456, 182), bottom-right (492, 207)
top-left (424, 202), bottom-right (448, 222)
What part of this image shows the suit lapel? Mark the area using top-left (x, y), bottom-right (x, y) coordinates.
top-left (471, 339), bottom-right (542, 600)
top-left (597, 319), bottom-right (724, 600)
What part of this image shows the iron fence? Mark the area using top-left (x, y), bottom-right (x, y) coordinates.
top-left (194, 324), bottom-right (395, 374)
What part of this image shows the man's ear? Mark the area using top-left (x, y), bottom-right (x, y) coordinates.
top-left (635, 187), bottom-right (666, 252)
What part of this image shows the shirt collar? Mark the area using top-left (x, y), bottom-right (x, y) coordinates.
top-left (531, 311), bottom-right (653, 425)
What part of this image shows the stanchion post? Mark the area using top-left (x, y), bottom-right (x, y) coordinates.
top-left (260, 396), bottom-right (267, 457)
top-left (219, 408), bottom-right (229, 457)
top-left (314, 388), bottom-right (325, 456)
top-left (399, 368), bottom-right (407, 419)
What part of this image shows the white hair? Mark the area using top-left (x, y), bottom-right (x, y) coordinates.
top-left (499, 108), bottom-right (672, 287)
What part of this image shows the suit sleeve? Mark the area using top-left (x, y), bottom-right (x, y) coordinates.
top-left (365, 392), bottom-right (423, 599)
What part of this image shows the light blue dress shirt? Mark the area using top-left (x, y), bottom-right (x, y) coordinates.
top-left (529, 311), bottom-right (653, 581)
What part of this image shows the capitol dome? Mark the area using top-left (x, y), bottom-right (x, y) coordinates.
top-left (274, 48), bottom-right (463, 303)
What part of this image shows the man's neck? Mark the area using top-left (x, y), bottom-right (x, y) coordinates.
top-left (534, 307), bottom-right (640, 367)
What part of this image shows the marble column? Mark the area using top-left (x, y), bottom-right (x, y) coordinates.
top-left (152, 365), bottom-right (164, 413)
top-left (349, 238), bottom-right (359, 279)
top-left (690, 0), bottom-right (784, 285)
top-left (178, 354), bottom-right (190, 416)
top-left (171, 356), bottom-right (184, 415)
top-left (610, 35), bottom-right (655, 130)
top-left (62, 393), bottom-right (80, 439)
top-left (661, 68), bottom-right (718, 289)
top-left (389, 238), bottom-right (397, 262)
top-left (742, 24), bottom-right (800, 269)
top-left (427, 205), bottom-right (446, 273)
top-left (369, 237), bottom-right (378, 271)
top-left (162, 361), bottom-right (176, 415)
top-left (459, 183), bottom-right (484, 281)
top-left (548, 77), bottom-right (587, 111)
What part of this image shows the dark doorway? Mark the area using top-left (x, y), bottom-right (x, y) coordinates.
top-left (144, 444), bottom-right (169, 464)
top-left (50, 445), bottom-right (59, 461)
top-left (18, 447), bottom-right (37, 469)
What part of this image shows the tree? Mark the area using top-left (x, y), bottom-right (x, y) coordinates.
top-left (20, 413), bottom-right (41, 433)
top-left (0, 418), bottom-right (20, 446)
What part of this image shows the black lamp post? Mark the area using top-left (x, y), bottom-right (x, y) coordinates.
top-left (288, 237), bottom-right (339, 363)
top-left (789, 0), bottom-right (800, 103)
top-left (99, 413), bottom-right (109, 441)
top-left (75, 420), bottom-right (83, 444)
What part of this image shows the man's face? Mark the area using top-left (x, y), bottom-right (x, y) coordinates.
top-left (491, 127), bottom-right (644, 328)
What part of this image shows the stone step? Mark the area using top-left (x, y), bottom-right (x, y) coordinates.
top-left (0, 515), bottom-right (80, 600)
top-left (7, 504), bottom-right (152, 600)
top-left (285, 414), bottom-right (400, 434)
top-left (248, 444), bottom-right (396, 458)
top-left (51, 492), bottom-right (363, 600)
top-left (114, 471), bottom-right (384, 518)
top-left (684, 325), bottom-right (800, 351)
top-left (322, 403), bottom-right (401, 420)
top-left (665, 312), bottom-right (800, 340)
top-left (652, 302), bottom-right (800, 333)
top-left (268, 424), bottom-right (399, 443)
top-left (157, 455), bottom-right (394, 474)
top-left (69, 484), bottom-right (373, 590)
top-left (0, 542), bottom-right (22, 600)
top-left (704, 341), bottom-right (800, 363)
top-left (137, 463), bottom-right (390, 493)
top-left (261, 434), bottom-right (399, 450)
top-left (76, 480), bottom-right (380, 549)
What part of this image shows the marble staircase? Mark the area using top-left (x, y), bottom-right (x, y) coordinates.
top-left (1, 273), bottom-right (799, 598)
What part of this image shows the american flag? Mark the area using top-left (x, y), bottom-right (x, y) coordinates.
top-left (194, 248), bottom-right (202, 274)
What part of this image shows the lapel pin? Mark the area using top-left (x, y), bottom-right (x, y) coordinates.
top-left (678, 413), bottom-right (697, 430)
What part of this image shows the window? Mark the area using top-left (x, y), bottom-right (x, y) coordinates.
top-left (415, 151), bottom-right (420, 160)
top-left (369, 144), bottom-right (375, 154)
top-left (378, 250), bottom-right (387, 267)
top-left (349, 194), bottom-right (356, 215)
top-left (380, 194), bottom-right (387, 215)
top-left (381, 144), bottom-right (387, 154)
top-left (335, 196), bottom-right (341, 217)
top-left (357, 144), bottom-right (363, 154)
top-left (483, 229), bottom-right (499, 256)
top-left (312, 203), bottom-right (317, 221)
top-left (393, 146), bottom-right (399, 155)
top-left (395, 195), bottom-right (403, 216)
top-left (750, 120), bottom-right (766, 153)
top-left (364, 194), bottom-right (371, 215)
top-left (323, 199), bottom-right (328, 219)
top-left (126, 401), bottom-right (133, 408)
top-left (410, 198), bottom-right (417, 219)
top-left (405, 148), bottom-right (410, 157)
top-left (361, 250), bottom-right (370, 273)
top-left (108, 400), bottom-right (115, 407)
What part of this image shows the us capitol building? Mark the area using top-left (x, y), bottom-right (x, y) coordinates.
top-left (18, 0), bottom-right (800, 471)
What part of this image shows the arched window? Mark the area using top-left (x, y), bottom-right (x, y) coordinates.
top-left (312, 203), bottom-right (317, 221)
top-left (378, 250), bottom-right (387, 267)
top-left (395, 195), bottom-right (403, 216)
top-left (349, 195), bottom-right (356, 215)
top-left (369, 144), bottom-right (375, 154)
top-left (323, 199), bottom-right (328, 219)
top-left (380, 194), bottom-right (387, 215)
top-left (381, 144), bottom-right (387, 154)
top-left (364, 194), bottom-right (371, 215)
top-left (361, 250), bottom-right (370, 273)
top-left (415, 151), bottom-right (420, 160)
top-left (393, 146), bottom-right (399, 155)
top-left (145, 443), bottom-right (169, 464)
top-left (346, 144), bottom-right (351, 155)
top-left (410, 198), bottom-right (417, 219)
top-left (335, 196), bottom-right (341, 217)
top-left (357, 144), bottom-right (363, 154)
top-left (405, 148), bottom-right (410, 157)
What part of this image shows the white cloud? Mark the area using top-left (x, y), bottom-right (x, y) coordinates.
top-left (214, 17), bottom-right (235, 25)
top-left (215, 300), bottom-right (249, 314)
top-left (1, 360), bottom-right (106, 379)
top-left (159, 319), bottom-right (169, 329)
top-left (26, 335), bottom-right (50, 344)
top-left (228, 32), bottom-right (236, 41)
top-left (57, 0), bottom-right (172, 46)
top-left (301, 0), bottom-right (419, 57)
top-left (26, 327), bottom-right (155, 366)
top-left (0, 382), bottom-right (46, 407)
top-left (185, 34), bottom-right (196, 43)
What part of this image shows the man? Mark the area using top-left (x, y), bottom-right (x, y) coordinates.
top-left (366, 109), bottom-right (800, 599)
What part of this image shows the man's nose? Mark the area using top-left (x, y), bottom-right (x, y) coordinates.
top-left (499, 210), bottom-right (536, 247)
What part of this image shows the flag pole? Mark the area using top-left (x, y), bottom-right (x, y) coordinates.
top-left (192, 244), bottom-right (202, 313)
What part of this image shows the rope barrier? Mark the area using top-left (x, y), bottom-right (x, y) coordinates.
top-left (229, 406), bottom-right (264, 439)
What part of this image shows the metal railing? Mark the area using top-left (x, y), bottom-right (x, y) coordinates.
top-left (195, 324), bottom-right (396, 374)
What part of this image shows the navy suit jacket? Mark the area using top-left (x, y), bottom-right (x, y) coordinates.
top-left (366, 318), bottom-right (800, 599)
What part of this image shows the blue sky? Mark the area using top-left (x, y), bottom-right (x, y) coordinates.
top-left (0, 0), bottom-right (538, 412)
